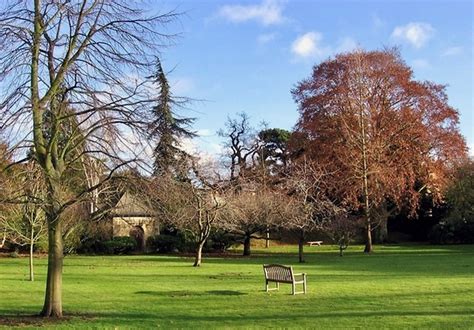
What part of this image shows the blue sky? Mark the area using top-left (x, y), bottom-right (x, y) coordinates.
top-left (153, 0), bottom-right (473, 157)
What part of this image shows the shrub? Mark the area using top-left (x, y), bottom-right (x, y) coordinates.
top-left (77, 238), bottom-right (106, 254)
top-left (205, 231), bottom-right (238, 252)
top-left (102, 236), bottom-right (137, 255)
top-left (147, 234), bottom-right (186, 253)
top-left (429, 220), bottom-right (474, 244)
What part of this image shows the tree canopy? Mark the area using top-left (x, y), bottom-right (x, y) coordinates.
top-left (292, 48), bottom-right (467, 252)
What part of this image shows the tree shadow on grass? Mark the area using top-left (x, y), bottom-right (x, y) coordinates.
top-left (0, 312), bottom-right (95, 328)
top-left (90, 309), bottom-right (474, 327)
top-left (206, 290), bottom-right (247, 296)
top-left (135, 290), bottom-right (247, 297)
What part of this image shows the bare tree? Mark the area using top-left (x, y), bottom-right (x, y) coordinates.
top-left (324, 213), bottom-right (360, 257)
top-left (0, 0), bottom-right (179, 317)
top-left (150, 164), bottom-right (226, 267)
top-left (82, 156), bottom-right (107, 215)
top-left (2, 162), bottom-right (46, 281)
top-left (283, 160), bottom-right (342, 262)
top-left (218, 113), bottom-right (260, 182)
top-left (223, 186), bottom-right (283, 256)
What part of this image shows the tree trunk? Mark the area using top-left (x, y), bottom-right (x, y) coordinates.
top-left (359, 90), bottom-right (372, 254)
top-left (0, 228), bottom-right (6, 249)
top-left (364, 221), bottom-right (372, 253)
top-left (243, 235), bottom-right (251, 256)
top-left (29, 237), bottom-right (34, 282)
top-left (193, 242), bottom-right (205, 267)
top-left (298, 229), bottom-right (305, 263)
top-left (298, 239), bottom-right (305, 263)
top-left (265, 227), bottom-right (270, 248)
top-left (40, 218), bottom-right (63, 317)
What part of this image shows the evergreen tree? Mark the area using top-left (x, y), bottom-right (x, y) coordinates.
top-left (149, 58), bottom-right (196, 176)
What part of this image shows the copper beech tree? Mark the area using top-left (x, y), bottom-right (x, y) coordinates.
top-left (292, 49), bottom-right (467, 253)
top-left (0, 0), bottom-right (178, 317)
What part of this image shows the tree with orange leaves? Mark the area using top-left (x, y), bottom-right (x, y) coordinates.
top-left (292, 48), bottom-right (467, 253)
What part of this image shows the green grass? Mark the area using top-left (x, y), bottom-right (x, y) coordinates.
top-left (1, 244), bottom-right (473, 329)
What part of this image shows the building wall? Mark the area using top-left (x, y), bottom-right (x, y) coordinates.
top-left (112, 216), bottom-right (159, 247)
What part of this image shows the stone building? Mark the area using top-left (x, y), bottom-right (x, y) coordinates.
top-left (111, 191), bottom-right (159, 250)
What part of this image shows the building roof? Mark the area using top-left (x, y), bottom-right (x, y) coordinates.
top-left (111, 191), bottom-right (154, 218)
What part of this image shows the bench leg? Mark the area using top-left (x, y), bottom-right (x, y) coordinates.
top-left (303, 275), bottom-right (307, 294)
top-left (265, 281), bottom-right (280, 292)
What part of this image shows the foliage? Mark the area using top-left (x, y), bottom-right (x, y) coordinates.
top-left (146, 231), bottom-right (237, 254)
top-left (205, 230), bottom-right (239, 252)
top-left (429, 161), bottom-right (474, 244)
top-left (292, 48), bottom-right (468, 252)
top-left (149, 58), bottom-right (196, 177)
top-left (102, 237), bottom-right (137, 255)
top-left (444, 161), bottom-right (474, 228)
top-left (258, 128), bottom-right (291, 175)
top-left (146, 234), bottom-right (188, 253)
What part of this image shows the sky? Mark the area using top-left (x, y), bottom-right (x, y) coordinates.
top-left (151, 0), bottom-right (473, 157)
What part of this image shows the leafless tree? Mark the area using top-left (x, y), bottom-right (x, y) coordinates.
top-left (149, 162), bottom-right (226, 267)
top-left (0, 0), bottom-right (179, 317)
top-left (1, 162), bottom-right (47, 281)
top-left (324, 213), bottom-right (361, 257)
top-left (222, 186), bottom-right (284, 256)
top-left (218, 113), bottom-right (260, 182)
top-left (283, 160), bottom-right (342, 262)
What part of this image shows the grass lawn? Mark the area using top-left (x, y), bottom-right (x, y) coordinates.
top-left (0, 244), bottom-right (473, 329)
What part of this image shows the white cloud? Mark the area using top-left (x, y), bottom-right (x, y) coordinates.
top-left (179, 136), bottom-right (222, 166)
top-left (468, 143), bottom-right (474, 158)
top-left (257, 32), bottom-right (277, 44)
top-left (197, 128), bottom-right (213, 137)
top-left (291, 32), bottom-right (327, 58)
top-left (291, 33), bottom-right (358, 59)
top-left (336, 37), bottom-right (358, 53)
top-left (391, 22), bottom-right (435, 48)
top-left (411, 58), bottom-right (431, 69)
top-left (442, 46), bottom-right (463, 57)
top-left (217, 0), bottom-right (286, 26)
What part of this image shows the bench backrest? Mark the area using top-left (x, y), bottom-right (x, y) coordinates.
top-left (263, 264), bottom-right (293, 282)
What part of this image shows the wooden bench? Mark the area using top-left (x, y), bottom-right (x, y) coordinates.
top-left (263, 264), bottom-right (307, 295)
top-left (307, 241), bottom-right (323, 246)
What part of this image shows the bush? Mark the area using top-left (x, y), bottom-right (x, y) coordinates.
top-left (429, 220), bottom-right (474, 245)
top-left (77, 238), bottom-right (106, 254)
top-left (147, 234), bottom-right (187, 253)
top-left (428, 222), bottom-right (455, 244)
top-left (102, 236), bottom-right (137, 255)
top-left (205, 231), bottom-right (238, 252)
top-left (430, 161), bottom-right (474, 244)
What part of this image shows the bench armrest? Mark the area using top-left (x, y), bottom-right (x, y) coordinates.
top-left (293, 273), bottom-right (306, 280)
